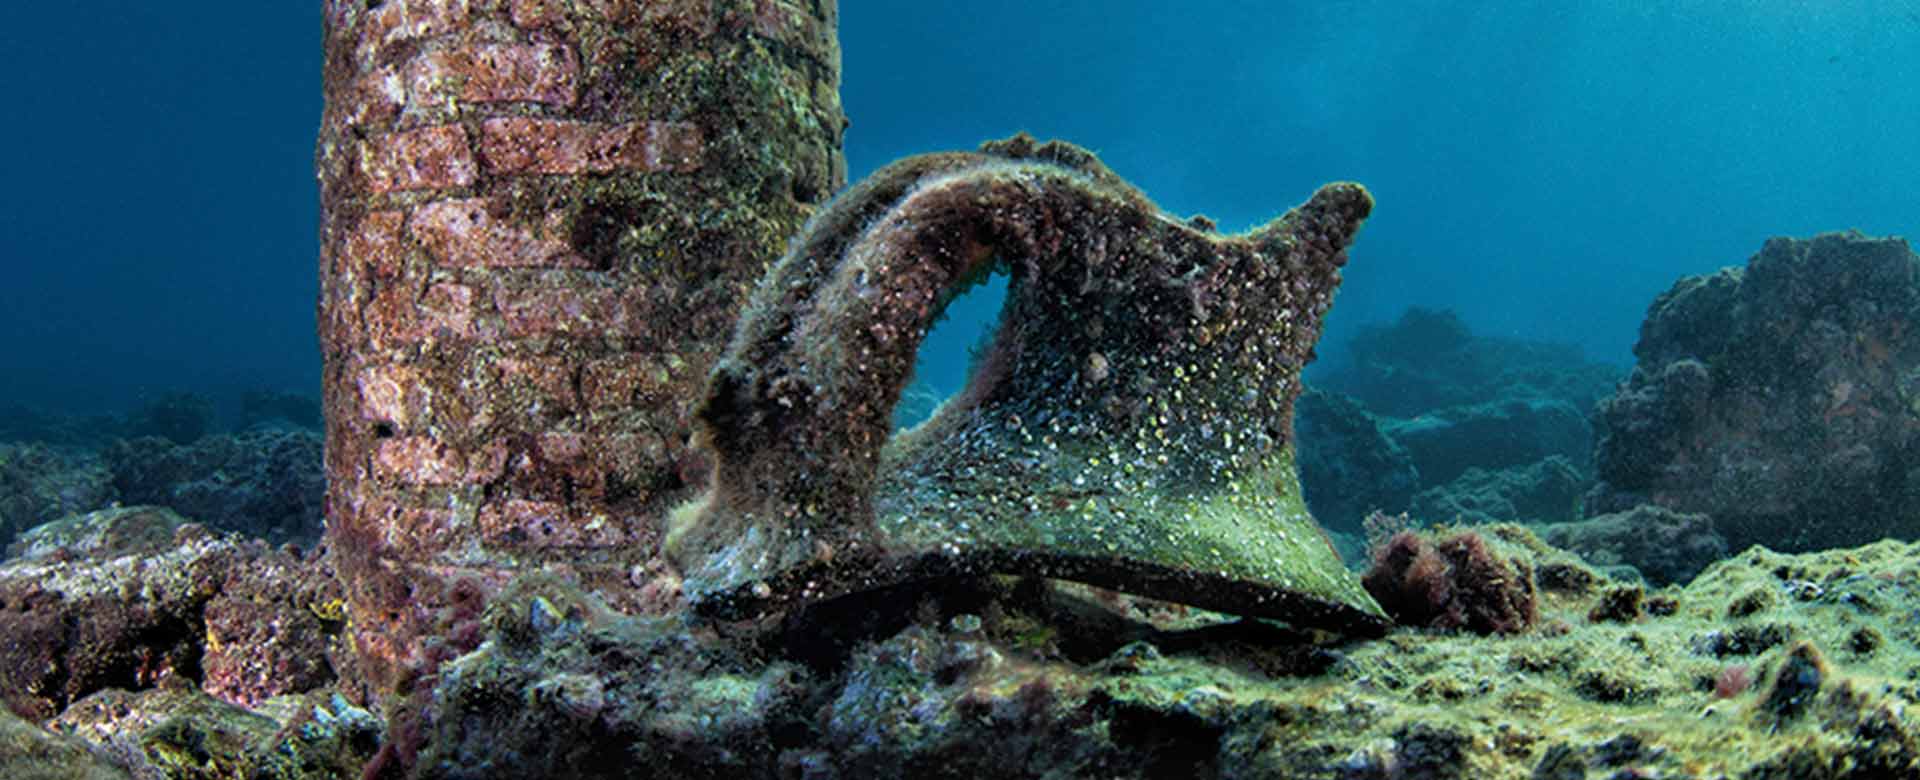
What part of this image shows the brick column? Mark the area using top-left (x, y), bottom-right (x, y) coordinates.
top-left (316, 0), bottom-right (844, 696)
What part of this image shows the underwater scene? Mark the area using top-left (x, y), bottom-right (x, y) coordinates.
top-left (2, 2), bottom-right (1918, 778)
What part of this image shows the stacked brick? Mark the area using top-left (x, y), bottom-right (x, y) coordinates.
top-left (316, 0), bottom-right (844, 695)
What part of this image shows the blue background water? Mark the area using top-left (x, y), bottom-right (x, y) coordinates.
top-left (2, 2), bottom-right (1914, 417)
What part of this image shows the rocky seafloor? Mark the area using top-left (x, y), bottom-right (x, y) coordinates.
top-left (1, 509), bottom-right (1915, 779)
top-left (406, 529), bottom-right (1920, 779)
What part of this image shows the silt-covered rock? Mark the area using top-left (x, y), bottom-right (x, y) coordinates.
top-left (410, 533), bottom-right (1920, 779)
top-left (0, 706), bottom-right (127, 780)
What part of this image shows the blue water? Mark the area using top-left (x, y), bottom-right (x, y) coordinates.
top-left (0, 6), bottom-right (318, 415)
top-left (1, 2), bottom-right (1913, 417)
top-left (843, 1), bottom-right (1920, 404)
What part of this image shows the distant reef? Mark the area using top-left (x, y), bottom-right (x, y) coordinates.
top-left (1296, 306), bottom-right (1622, 537)
top-left (1319, 306), bottom-right (1623, 420)
top-left (0, 391), bottom-right (325, 551)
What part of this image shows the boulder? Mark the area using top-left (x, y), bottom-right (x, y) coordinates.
top-left (5, 506), bottom-right (187, 562)
top-left (1589, 232), bottom-right (1920, 551)
top-left (0, 508), bottom-right (343, 719)
top-left (49, 681), bottom-right (276, 779)
top-left (0, 706), bottom-right (126, 780)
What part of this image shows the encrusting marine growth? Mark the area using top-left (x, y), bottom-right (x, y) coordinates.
top-left (668, 134), bottom-right (1388, 636)
top-left (313, 0), bottom-right (847, 697)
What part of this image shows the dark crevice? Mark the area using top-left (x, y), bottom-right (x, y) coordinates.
top-left (772, 577), bottom-right (1003, 675)
top-left (1095, 691), bottom-right (1226, 779)
top-left (568, 197), bottom-right (646, 272)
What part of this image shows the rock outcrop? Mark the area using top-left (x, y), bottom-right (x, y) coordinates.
top-left (1539, 504), bottom-right (1727, 586)
top-left (0, 443), bottom-right (114, 552)
top-left (0, 508), bottom-right (343, 720)
top-left (1589, 232), bottom-right (1920, 551)
top-left (1318, 306), bottom-right (1621, 421)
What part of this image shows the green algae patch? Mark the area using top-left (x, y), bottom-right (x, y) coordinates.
top-left (875, 446), bottom-right (1380, 631)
